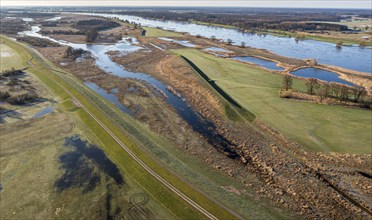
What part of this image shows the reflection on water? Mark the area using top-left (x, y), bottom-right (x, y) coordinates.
top-left (32, 106), bottom-right (54, 119)
top-left (290, 68), bottom-right (356, 86)
top-left (85, 82), bottom-right (133, 116)
top-left (159, 37), bottom-right (196, 47)
top-left (84, 13), bottom-right (372, 73)
top-left (21, 25), bottom-right (238, 158)
top-left (232, 56), bottom-right (284, 71)
top-left (55, 135), bottom-right (124, 193)
top-left (204, 47), bottom-right (231, 53)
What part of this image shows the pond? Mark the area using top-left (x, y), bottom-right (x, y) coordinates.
top-left (83, 13), bottom-right (372, 73)
top-left (158, 37), bottom-right (196, 47)
top-left (204, 47), bottom-right (231, 53)
top-left (290, 68), bottom-right (356, 86)
top-left (85, 82), bottom-right (133, 116)
top-left (232, 56), bottom-right (284, 71)
top-left (32, 106), bottom-right (54, 119)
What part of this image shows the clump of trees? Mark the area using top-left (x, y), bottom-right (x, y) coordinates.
top-left (16, 36), bottom-right (60, 47)
top-left (40, 29), bottom-right (84, 35)
top-left (0, 19), bottom-right (28, 35)
top-left (336, 41), bottom-right (343, 48)
top-left (85, 29), bottom-right (98, 42)
top-left (0, 68), bottom-right (39, 105)
top-left (305, 78), bottom-right (320, 95)
top-left (282, 75), bottom-right (293, 91)
top-left (7, 91), bottom-right (38, 105)
top-left (359, 41), bottom-right (367, 48)
top-left (279, 75), bottom-right (293, 98)
top-left (64, 47), bottom-right (86, 59)
top-left (1, 68), bottom-right (23, 77)
top-left (280, 75), bottom-right (369, 107)
top-left (74, 19), bottom-right (120, 32)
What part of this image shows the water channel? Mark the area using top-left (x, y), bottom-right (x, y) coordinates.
top-left (20, 25), bottom-right (238, 158)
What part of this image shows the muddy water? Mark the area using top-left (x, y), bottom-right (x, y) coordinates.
top-left (21, 26), bottom-right (238, 158)
top-left (83, 13), bottom-right (372, 74)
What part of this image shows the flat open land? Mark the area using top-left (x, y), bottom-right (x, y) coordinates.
top-left (142, 27), bottom-right (184, 37)
top-left (0, 44), bottom-right (25, 71)
top-left (1, 9), bottom-right (371, 219)
top-left (174, 48), bottom-right (372, 154)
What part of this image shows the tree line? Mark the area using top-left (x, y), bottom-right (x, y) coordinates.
top-left (281, 75), bottom-right (369, 106)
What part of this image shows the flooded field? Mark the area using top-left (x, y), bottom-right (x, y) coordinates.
top-left (21, 25), bottom-right (239, 158)
top-left (86, 13), bottom-right (372, 73)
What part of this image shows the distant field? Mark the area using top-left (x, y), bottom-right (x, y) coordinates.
top-left (0, 44), bottom-right (25, 71)
top-left (317, 18), bottom-right (372, 30)
top-left (174, 48), bottom-right (372, 154)
top-left (142, 26), bottom-right (184, 37)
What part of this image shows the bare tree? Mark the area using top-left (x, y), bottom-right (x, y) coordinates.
top-left (339, 85), bottom-right (350, 102)
top-left (305, 78), bottom-right (320, 95)
top-left (359, 41), bottom-right (367, 48)
top-left (282, 75), bottom-right (293, 91)
top-left (317, 83), bottom-right (331, 101)
top-left (330, 82), bottom-right (341, 98)
top-left (85, 29), bottom-right (98, 42)
top-left (350, 87), bottom-right (367, 103)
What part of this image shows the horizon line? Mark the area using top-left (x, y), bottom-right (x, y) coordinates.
top-left (1, 5), bottom-right (371, 10)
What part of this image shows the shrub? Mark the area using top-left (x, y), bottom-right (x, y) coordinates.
top-left (282, 75), bottom-right (293, 91)
top-left (279, 90), bottom-right (293, 98)
top-left (305, 78), bottom-right (320, 95)
top-left (0, 91), bottom-right (10, 100)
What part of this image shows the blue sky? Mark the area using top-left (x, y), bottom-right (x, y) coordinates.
top-left (1, 0), bottom-right (371, 9)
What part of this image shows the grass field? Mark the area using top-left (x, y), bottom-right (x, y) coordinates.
top-left (1, 35), bottom-right (257, 220)
top-left (173, 48), bottom-right (372, 154)
top-left (189, 20), bottom-right (236, 29)
top-left (143, 26), bottom-right (184, 37)
top-left (317, 19), bottom-right (372, 30)
top-left (1, 38), bottom-right (175, 219)
top-left (0, 43), bottom-right (25, 71)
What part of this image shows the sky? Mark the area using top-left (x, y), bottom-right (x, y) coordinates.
top-left (1, 0), bottom-right (371, 9)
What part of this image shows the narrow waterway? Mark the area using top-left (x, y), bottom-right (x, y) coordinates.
top-left (82, 13), bottom-right (372, 74)
top-left (20, 26), bottom-right (238, 158)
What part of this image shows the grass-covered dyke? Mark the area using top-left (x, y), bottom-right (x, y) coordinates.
top-left (175, 48), bottom-right (372, 154)
top-left (181, 55), bottom-right (256, 122)
top-left (0, 35), bottom-right (246, 220)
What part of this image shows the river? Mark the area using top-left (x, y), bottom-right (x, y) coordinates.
top-left (20, 25), bottom-right (238, 158)
top-left (81, 13), bottom-right (372, 74)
